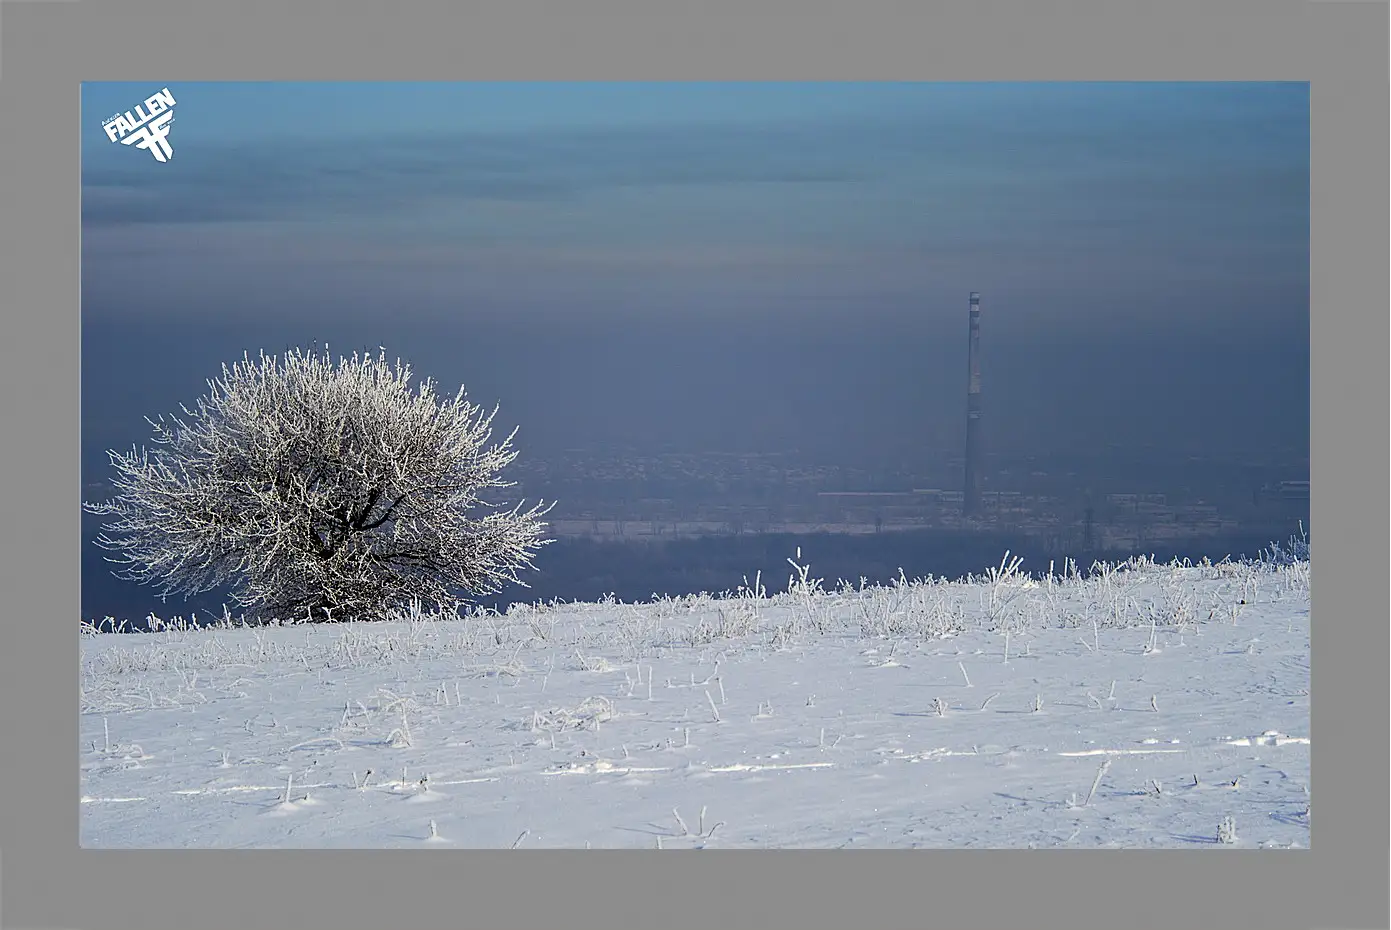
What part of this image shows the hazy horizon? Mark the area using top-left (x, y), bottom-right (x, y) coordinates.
top-left (83, 81), bottom-right (1309, 471)
top-left (81, 81), bottom-right (1310, 619)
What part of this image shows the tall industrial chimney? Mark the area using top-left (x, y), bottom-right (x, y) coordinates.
top-left (963, 291), bottom-right (984, 517)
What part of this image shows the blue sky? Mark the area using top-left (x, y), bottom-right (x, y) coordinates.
top-left (81, 82), bottom-right (1309, 466)
top-left (82, 82), bottom-right (1307, 327)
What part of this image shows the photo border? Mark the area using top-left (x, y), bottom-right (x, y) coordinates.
top-left (1, 1), bottom-right (1384, 929)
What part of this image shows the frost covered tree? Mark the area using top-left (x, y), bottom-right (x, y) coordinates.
top-left (83, 346), bottom-right (553, 622)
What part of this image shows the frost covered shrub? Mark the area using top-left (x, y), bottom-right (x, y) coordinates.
top-left (84, 346), bottom-right (552, 622)
top-left (1260, 522), bottom-right (1310, 567)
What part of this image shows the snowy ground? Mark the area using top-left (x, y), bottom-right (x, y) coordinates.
top-left (80, 551), bottom-right (1311, 848)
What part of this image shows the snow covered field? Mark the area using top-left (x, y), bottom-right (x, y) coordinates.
top-left (80, 549), bottom-right (1311, 849)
